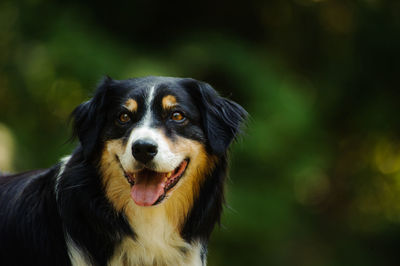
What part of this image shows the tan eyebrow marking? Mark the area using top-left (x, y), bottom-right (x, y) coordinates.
top-left (162, 95), bottom-right (177, 109)
top-left (124, 98), bottom-right (138, 112)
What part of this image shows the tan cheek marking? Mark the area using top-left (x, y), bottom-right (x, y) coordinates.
top-left (100, 139), bottom-right (132, 212)
top-left (124, 98), bottom-right (138, 112)
top-left (162, 95), bottom-right (177, 109)
top-left (162, 134), bottom-right (218, 228)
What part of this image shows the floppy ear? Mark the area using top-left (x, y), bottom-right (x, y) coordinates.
top-left (187, 80), bottom-right (247, 156)
top-left (71, 76), bottom-right (112, 160)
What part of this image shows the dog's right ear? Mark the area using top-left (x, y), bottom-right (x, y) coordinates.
top-left (182, 79), bottom-right (247, 156)
top-left (71, 76), bottom-right (113, 160)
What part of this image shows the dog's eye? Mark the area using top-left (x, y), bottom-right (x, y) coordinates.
top-left (171, 111), bottom-right (185, 122)
top-left (119, 113), bottom-right (131, 123)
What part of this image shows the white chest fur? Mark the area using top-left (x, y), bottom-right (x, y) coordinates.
top-left (68, 224), bottom-right (203, 266)
top-left (108, 207), bottom-right (204, 266)
top-left (108, 236), bottom-right (203, 266)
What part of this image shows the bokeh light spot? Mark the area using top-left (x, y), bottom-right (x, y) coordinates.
top-left (0, 123), bottom-right (15, 172)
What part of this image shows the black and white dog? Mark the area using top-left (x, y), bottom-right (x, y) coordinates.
top-left (0, 76), bottom-right (246, 266)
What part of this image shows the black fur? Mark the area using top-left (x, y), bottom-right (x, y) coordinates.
top-left (57, 149), bottom-right (134, 265)
top-left (181, 78), bottom-right (246, 156)
top-left (0, 76), bottom-right (247, 266)
top-left (0, 167), bottom-right (70, 266)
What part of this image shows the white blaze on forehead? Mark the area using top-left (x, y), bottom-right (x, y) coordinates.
top-left (141, 85), bottom-right (156, 127)
top-left (119, 85), bottom-right (184, 173)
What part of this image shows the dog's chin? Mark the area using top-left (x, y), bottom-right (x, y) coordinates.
top-left (122, 159), bottom-right (189, 207)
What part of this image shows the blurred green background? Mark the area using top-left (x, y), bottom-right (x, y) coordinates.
top-left (1, 0), bottom-right (400, 265)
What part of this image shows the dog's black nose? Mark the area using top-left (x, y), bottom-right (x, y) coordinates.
top-left (132, 139), bottom-right (158, 164)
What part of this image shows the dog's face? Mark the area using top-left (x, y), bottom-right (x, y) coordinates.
top-left (72, 76), bottom-right (246, 210)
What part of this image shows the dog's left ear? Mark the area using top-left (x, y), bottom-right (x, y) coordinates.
top-left (184, 79), bottom-right (247, 156)
top-left (71, 76), bottom-right (112, 160)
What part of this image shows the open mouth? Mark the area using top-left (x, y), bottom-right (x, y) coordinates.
top-left (123, 159), bottom-right (189, 206)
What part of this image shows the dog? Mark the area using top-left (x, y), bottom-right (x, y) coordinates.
top-left (0, 76), bottom-right (247, 266)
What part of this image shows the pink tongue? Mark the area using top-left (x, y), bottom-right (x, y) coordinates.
top-left (131, 170), bottom-right (165, 206)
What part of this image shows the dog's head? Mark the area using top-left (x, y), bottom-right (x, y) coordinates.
top-left (72, 76), bottom-right (246, 210)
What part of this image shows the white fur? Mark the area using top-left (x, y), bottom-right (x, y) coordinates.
top-left (142, 85), bottom-right (156, 127)
top-left (66, 235), bottom-right (90, 266)
top-left (55, 155), bottom-right (71, 201)
top-left (108, 205), bottom-right (204, 265)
